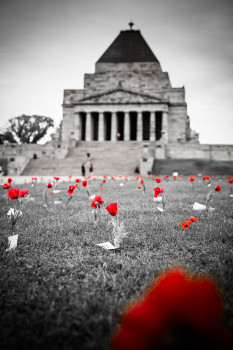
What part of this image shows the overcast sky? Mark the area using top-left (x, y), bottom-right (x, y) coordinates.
top-left (0, 0), bottom-right (233, 144)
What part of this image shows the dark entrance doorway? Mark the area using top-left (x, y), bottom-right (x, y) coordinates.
top-left (156, 112), bottom-right (162, 140)
top-left (104, 112), bottom-right (111, 140)
top-left (143, 112), bottom-right (150, 140)
top-left (117, 112), bottom-right (124, 141)
top-left (130, 112), bottom-right (137, 140)
top-left (80, 112), bottom-right (86, 140)
top-left (91, 112), bottom-right (99, 140)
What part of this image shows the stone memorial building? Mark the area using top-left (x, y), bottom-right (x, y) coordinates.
top-left (1, 23), bottom-right (233, 176)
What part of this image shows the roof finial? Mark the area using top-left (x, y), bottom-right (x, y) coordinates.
top-left (129, 20), bottom-right (134, 30)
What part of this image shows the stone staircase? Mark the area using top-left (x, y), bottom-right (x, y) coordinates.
top-left (21, 141), bottom-right (155, 176)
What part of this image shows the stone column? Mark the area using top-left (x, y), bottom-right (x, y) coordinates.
top-left (162, 111), bottom-right (168, 143)
top-left (124, 112), bottom-right (130, 141)
top-left (149, 112), bottom-right (156, 141)
top-left (137, 111), bottom-right (142, 141)
top-left (111, 112), bottom-right (117, 141)
top-left (74, 112), bottom-right (81, 140)
top-left (98, 112), bottom-right (104, 141)
top-left (86, 112), bottom-right (91, 141)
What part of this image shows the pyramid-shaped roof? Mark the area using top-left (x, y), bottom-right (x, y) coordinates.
top-left (97, 29), bottom-right (159, 63)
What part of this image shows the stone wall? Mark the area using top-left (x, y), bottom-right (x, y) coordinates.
top-left (166, 143), bottom-right (233, 161)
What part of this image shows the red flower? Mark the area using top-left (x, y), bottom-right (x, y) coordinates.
top-left (228, 178), bottom-right (233, 184)
top-left (164, 175), bottom-right (169, 178)
top-left (203, 176), bottom-right (210, 180)
top-left (8, 188), bottom-right (20, 200)
top-left (155, 178), bottom-right (161, 183)
top-left (91, 196), bottom-right (104, 209)
top-left (189, 176), bottom-right (195, 182)
top-left (106, 202), bottom-right (118, 216)
top-left (32, 177), bottom-right (37, 181)
top-left (153, 187), bottom-right (162, 198)
top-left (82, 180), bottom-right (88, 187)
top-left (19, 189), bottom-right (29, 197)
top-left (215, 185), bottom-right (221, 192)
top-left (54, 177), bottom-right (60, 181)
top-left (140, 179), bottom-right (144, 184)
top-left (103, 179), bottom-right (106, 183)
top-left (67, 185), bottom-right (76, 195)
top-left (47, 183), bottom-right (52, 189)
top-left (137, 186), bottom-right (142, 189)
top-left (7, 178), bottom-right (13, 183)
top-left (181, 220), bottom-right (191, 229)
top-left (159, 188), bottom-right (164, 193)
top-left (75, 178), bottom-right (80, 183)
top-left (136, 175), bottom-right (140, 180)
top-left (188, 216), bottom-right (198, 222)
top-left (110, 269), bottom-right (232, 350)
top-left (3, 183), bottom-right (11, 189)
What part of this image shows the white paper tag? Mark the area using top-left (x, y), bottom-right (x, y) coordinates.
top-left (52, 190), bottom-right (61, 193)
top-left (119, 183), bottom-right (124, 186)
top-left (173, 172), bottom-right (178, 177)
top-left (230, 195), bottom-right (233, 197)
top-left (54, 201), bottom-right (62, 205)
top-left (193, 202), bottom-right (206, 210)
top-left (157, 207), bottom-right (164, 212)
top-left (7, 208), bottom-right (22, 217)
top-left (89, 194), bottom-right (96, 200)
top-left (96, 242), bottom-right (117, 250)
top-left (207, 184), bottom-right (211, 187)
top-left (153, 197), bottom-right (162, 202)
top-left (6, 234), bottom-right (18, 251)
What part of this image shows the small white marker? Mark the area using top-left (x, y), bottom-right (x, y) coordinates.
top-left (96, 242), bottom-right (117, 250)
top-left (193, 202), bottom-right (206, 210)
top-left (157, 207), bottom-right (164, 212)
top-left (6, 234), bottom-right (18, 251)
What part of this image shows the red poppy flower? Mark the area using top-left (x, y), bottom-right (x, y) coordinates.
top-left (32, 177), bottom-right (37, 180)
top-left (189, 176), bottom-right (195, 182)
top-left (3, 183), bottom-right (11, 189)
top-left (153, 187), bottom-right (161, 198)
top-left (111, 176), bottom-right (115, 180)
top-left (164, 175), bottom-right (169, 178)
top-left (215, 185), bottom-right (221, 192)
top-left (103, 179), bottom-right (106, 183)
top-left (137, 186), bottom-right (142, 189)
top-left (91, 196), bottom-right (104, 209)
top-left (67, 185), bottom-right (76, 195)
top-left (54, 176), bottom-right (60, 181)
top-left (181, 220), bottom-right (191, 229)
top-left (7, 178), bottom-right (13, 183)
top-left (188, 216), bottom-right (198, 222)
top-left (20, 189), bottom-right (29, 197)
top-left (113, 186), bottom-right (117, 189)
top-left (139, 179), bottom-right (143, 184)
top-left (75, 178), bottom-right (80, 183)
top-left (8, 188), bottom-right (20, 200)
top-left (136, 175), bottom-right (140, 180)
top-left (110, 269), bottom-right (232, 350)
top-left (82, 180), bottom-right (88, 187)
top-left (47, 183), bottom-right (52, 188)
top-left (155, 178), bottom-right (161, 183)
top-left (228, 178), bottom-right (233, 184)
top-left (106, 202), bottom-right (118, 216)
top-left (203, 176), bottom-right (210, 180)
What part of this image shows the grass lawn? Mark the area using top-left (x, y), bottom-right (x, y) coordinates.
top-left (0, 175), bottom-right (233, 350)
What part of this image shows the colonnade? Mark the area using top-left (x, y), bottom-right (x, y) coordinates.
top-left (77, 111), bottom-right (168, 142)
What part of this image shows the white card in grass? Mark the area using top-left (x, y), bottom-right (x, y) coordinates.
top-left (6, 234), bottom-right (18, 251)
top-left (96, 242), bottom-right (116, 250)
top-left (52, 190), bottom-right (61, 193)
top-left (89, 194), bottom-right (95, 200)
top-left (119, 183), bottom-right (124, 186)
top-left (157, 207), bottom-right (164, 212)
top-left (193, 202), bottom-right (206, 210)
top-left (230, 195), bottom-right (233, 197)
top-left (154, 197), bottom-right (162, 202)
top-left (173, 172), bottom-right (178, 177)
top-left (54, 201), bottom-right (62, 205)
top-left (207, 184), bottom-right (211, 187)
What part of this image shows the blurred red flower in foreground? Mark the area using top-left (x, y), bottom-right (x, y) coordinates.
top-left (47, 183), bottom-right (52, 189)
top-left (54, 177), bottom-right (60, 181)
top-left (137, 186), bottom-right (142, 189)
top-left (103, 179), bottom-right (106, 183)
top-left (3, 183), bottom-right (11, 189)
top-left (228, 178), bottom-right (233, 184)
top-left (215, 185), bottom-right (221, 192)
top-left (67, 185), bottom-right (76, 195)
top-left (106, 203), bottom-right (118, 216)
top-left (140, 179), bottom-right (144, 184)
top-left (82, 180), bottom-right (88, 187)
top-left (7, 178), bottom-right (13, 183)
top-left (19, 189), bottom-right (29, 197)
top-left (189, 176), bottom-right (195, 182)
top-left (91, 196), bottom-right (104, 209)
top-left (181, 220), bottom-right (191, 229)
top-left (75, 178), bottom-right (80, 183)
top-left (203, 176), bottom-right (210, 181)
top-left (188, 216), bottom-right (198, 222)
top-left (155, 178), bottom-right (161, 183)
top-left (110, 269), bottom-right (233, 350)
top-left (8, 188), bottom-right (20, 199)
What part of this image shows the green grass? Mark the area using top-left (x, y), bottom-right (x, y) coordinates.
top-left (0, 176), bottom-right (233, 350)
